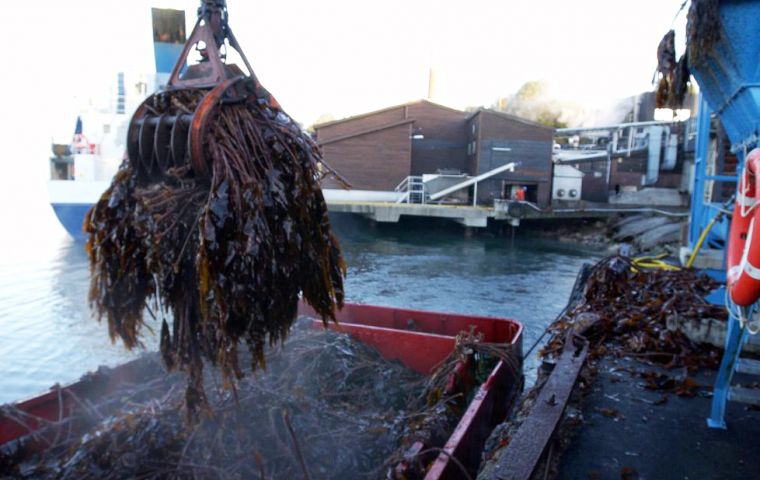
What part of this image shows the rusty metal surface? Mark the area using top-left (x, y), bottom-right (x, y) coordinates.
top-left (490, 334), bottom-right (588, 480)
top-left (125, 0), bottom-right (282, 182)
top-left (166, 0), bottom-right (257, 90)
top-left (167, 0), bottom-right (228, 88)
top-left (188, 76), bottom-right (245, 177)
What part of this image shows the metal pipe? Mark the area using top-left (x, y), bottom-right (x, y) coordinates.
top-left (429, 162), bottom-right (517, 201)
top-left (557, 120), bottom-right (681, 134)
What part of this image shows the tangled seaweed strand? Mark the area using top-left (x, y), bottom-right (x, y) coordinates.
top-left (0, 328), bottom-right (426, 480)
top-left (669, 53), bottom-right (691, 108)
top-left (84, 87), bottom-right (346, 420)
top-left (384, 329), bottom-right (521, 479)
top-left (654, 30), bottom-right (690, 109)
top-left (655, 30), bottom-right (676, 109)
top-left (657, 30), bottom-right (677, 76)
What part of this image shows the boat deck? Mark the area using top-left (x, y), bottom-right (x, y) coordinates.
top-left (558, 356), bottom-right (760, 480)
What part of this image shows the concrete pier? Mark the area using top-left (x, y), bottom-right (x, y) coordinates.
top-left (327, 201), bottom-right (490, 227)
top-left (326, 200), bottom-right (687, 228)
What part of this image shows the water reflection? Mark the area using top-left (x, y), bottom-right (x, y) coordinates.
top-left (49, 238), bottom-right (91, 322)
top-left (1, 218), bottom-right (596, 403)
top-left (334, 216), bottom-right (596, 384)
top-left (0, 236), bottom-right (156, 403)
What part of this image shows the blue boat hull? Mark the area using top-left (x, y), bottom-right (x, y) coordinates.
top-left (51, 203), bottom-right (92, 240)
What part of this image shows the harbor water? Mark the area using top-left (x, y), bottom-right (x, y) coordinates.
top-left (0, 212), bottom-right (597, 404)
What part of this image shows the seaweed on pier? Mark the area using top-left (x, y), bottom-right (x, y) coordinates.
top-left (84, 86), bottom-right (346, 420)
top-left (541, 256), bottom-right (725, 371)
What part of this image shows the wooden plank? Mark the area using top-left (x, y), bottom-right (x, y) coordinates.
top-left (490, 334), bottom-right (588, 480)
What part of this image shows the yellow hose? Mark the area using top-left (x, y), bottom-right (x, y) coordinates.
top-left (633, 260), bottom-right (682, 271)
top-left (631, 252), bottom-right (681, 272)
top-left (635, 252), bottom-right (670, 262)
top-left (632, 211), bottom-right (721, 272)
top-left (686, 215), bottom-right (721, 268)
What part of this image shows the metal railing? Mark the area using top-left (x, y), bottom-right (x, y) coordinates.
top-left (394, 176), bottom-right (426, 204)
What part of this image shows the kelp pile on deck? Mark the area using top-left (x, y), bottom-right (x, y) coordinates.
top-left (1, 328), bottom-right (423, 479)
top-left (541, 256), bottom-right (725, 370)
top-left (84, 86), bottom-right (345, 418)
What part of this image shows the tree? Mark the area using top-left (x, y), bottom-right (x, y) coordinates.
top-left (494, 80), bottom-right (568, 128)
top-left (306, 113), bottom-right (336, 134)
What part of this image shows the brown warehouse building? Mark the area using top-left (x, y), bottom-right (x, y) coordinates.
top-left (314, 100), bottom-right (554, 207)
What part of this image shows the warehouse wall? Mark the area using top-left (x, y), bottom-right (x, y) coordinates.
top-left (407, 102), bottom-right (469, 175)
top-left (319, 123), bottom-right (413, 190)
top-left (315, 102), bottom-right (555, 205)
top-left (471, 110), bottom-right (554, 207)
top-left (316, 106), bottom-right (407, 140)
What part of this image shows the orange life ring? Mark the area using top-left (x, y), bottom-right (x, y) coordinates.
top-left (727, 148), bottom-right (760, 306)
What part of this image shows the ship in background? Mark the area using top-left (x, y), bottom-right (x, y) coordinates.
top-left (49, 8), bottom-right (187, 239)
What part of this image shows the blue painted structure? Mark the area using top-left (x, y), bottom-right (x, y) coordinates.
top-left (689, 1), bottom-right (760, 154)
top-left (707, 317), bottom-right (749, 429)
top-left (684, 0), bottom-right (760, 429)
top-left (154, 43), bottom-right (185, 74)
top-left (688, 97), bottom-right (734, 255)
top-left (689, 96), bottom-right (733, 307)
top-left (151, 8), bottom-right (186, 75)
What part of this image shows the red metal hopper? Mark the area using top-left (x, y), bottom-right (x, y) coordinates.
top-left (1, 302), bottom-right (523, 479)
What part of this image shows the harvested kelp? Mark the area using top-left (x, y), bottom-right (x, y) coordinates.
top-left (84, 84), bottom-right (346, 418)
top-left (657, 30), bottom-right (676, 77)
top-left (669, 53), bottom-right (691, 108)
top-left (542, 256), bottom-right (725, 371)
top-left (1, 327), bottom-right (425, 480)
top-left (655, 29), bottom-right (691, 109)
top-left (1, 323), bottom-right (519, 480)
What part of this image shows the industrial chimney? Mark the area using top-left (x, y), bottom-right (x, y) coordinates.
top-left (427, 66), bottom-right (438, 100)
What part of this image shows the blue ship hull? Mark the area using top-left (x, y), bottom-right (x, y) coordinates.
top-left (51, 203), bottom-right (92, 241)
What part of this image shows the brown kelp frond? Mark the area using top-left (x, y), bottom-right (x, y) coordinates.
top-left (85, 86), bottom-right (345, 420)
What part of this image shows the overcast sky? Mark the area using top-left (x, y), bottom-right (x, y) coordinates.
top-left (6, 0), bottom-right (688, 128)
top-left (0, 0), bottom-right (689, 240)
